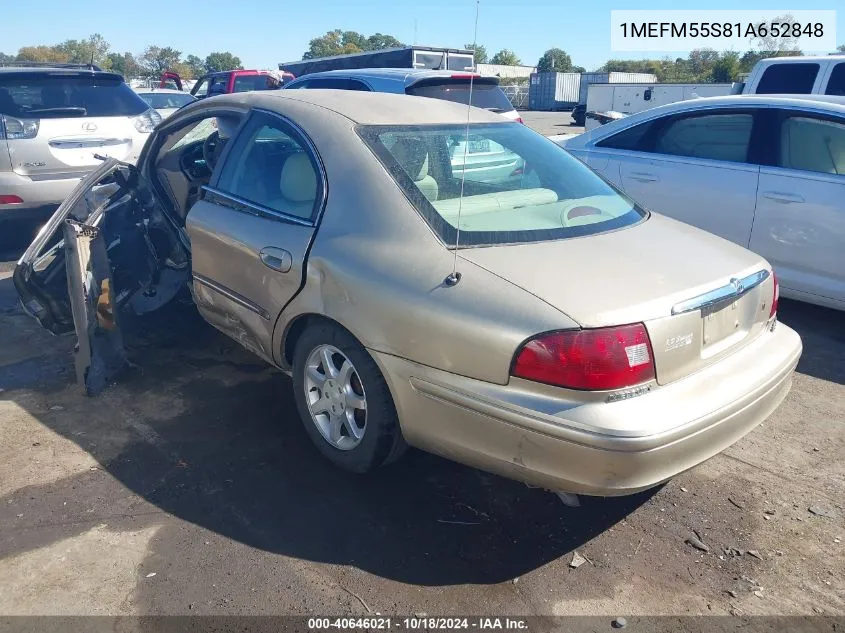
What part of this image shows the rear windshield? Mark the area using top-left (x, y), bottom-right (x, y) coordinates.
top-left (0, 73), bottom-right (148, 118)
top-left (138, 92), bottom-right (195, 109)
top-left (755, 63), bottom-right (819, 94)
top-left (359, 122), bottom-right (645, 247)
top-left (406, 79), bottom-right (514, 113)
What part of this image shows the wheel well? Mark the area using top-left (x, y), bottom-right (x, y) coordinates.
top-left (282, 313), bottom-right (352, 367)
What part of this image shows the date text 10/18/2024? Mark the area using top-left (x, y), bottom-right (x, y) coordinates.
top-left (308, 617), bottom-right (530, 630)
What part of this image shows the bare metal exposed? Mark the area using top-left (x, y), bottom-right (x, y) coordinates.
top-left (14, 90), bottom-right (802, 496)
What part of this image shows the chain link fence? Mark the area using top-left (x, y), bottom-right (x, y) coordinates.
top-left (500, 83), bottom-right (529, 110)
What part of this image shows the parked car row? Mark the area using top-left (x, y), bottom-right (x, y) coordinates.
top-left (13, 71), bottom-right (804, 497)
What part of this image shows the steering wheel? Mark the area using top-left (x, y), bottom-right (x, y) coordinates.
top-left (202, 131), bottom-right (220, 170)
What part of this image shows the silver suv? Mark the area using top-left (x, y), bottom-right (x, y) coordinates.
top-left (0, 64), bottom-right (160, 223)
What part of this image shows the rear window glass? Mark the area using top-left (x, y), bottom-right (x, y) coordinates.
top-left (0, 74), bottom-right (148, 118)
top-left (233, 74), bottom-right (279, 92)
top-left (755, 63), bottom-right (819, 94)
top-left (138, 92), bottom-right (195, 109)
top-left (359, 122), bottom-right (645, 247)
top-left (447, 54), bottom-right (475, 71)
top-left (406, 80), bottom-right (513, 113)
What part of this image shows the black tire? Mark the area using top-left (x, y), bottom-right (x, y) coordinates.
top-left (292, 321), bottom-right (405, 473)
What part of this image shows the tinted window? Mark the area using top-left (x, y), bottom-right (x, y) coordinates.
top-left (756, 63), bottom-right (819, 94)
top-left (208, 75), bottom-right (229, 95)
top-left (597, 120), bottom-right (656, 151)
top-left (825, 63), bottom-right (845, 96)
top-left (406, 80), bottom-right (513, 113)
top-left (138, 92), bottom-right (195, 109)
top-left (0, 74), bottom-right (148, 118)
top-left (301, 78), bottom-right (370, 91)
top-left (414, 52), bottom-right (446, 69)
top-left (654, 113), bottom-right (753, 163)
top-left (217, 113), bottom-right (320, 221)
top-left (359, 122), bottom-right (645, 247)
top-left (233, 74), bottom-right (280, 92)
top-left (779, 115), bottom-right (845, 175)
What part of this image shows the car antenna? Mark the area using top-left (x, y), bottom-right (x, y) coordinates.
top-left (444, 0), bottom-right (480, 288)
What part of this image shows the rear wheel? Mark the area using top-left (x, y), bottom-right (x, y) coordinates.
top-left (292, 322), bottom-right (405, 472)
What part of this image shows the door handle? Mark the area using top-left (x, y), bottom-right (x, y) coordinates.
top-left (259, 247), bottom-right (292, 273)
top-left (629, 171), bottom-right (659, 183)
top-left (762, 191), bottom-right (804, 204)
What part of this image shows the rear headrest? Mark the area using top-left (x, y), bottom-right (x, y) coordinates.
top-left (390, 137), bottom-right (429, 182)
top-left (279, 153), bottom-right (317, 203)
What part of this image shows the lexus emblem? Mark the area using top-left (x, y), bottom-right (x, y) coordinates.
top-left (81, 122), bottom-right (97, 132)
top-left (730, 278), bottom-right (744, 293)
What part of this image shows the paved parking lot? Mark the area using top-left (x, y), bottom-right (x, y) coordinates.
top-left (0, 179), bottom-right (843, 617)
top-left (520, 110), bottom-right (583, 137)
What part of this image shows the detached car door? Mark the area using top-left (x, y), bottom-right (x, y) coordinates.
top-left (750, 110), bottom-right (845, 308)
top-left (186, 109), bottom-right (324, 362)
top-left (613, 109), bottom-right (762, 247)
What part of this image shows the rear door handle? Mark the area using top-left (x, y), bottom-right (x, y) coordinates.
top-left (629, 171), bottom-right (659, 183)
top-left (259, 247), bottom-right (292, 273)
top-left (762, 191), bottom-right (804, 204)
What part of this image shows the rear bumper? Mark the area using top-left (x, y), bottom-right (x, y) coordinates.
top-left (372, 322), bottom-right (802, 496)
top-left (0, 170), bottom-right (81, 217)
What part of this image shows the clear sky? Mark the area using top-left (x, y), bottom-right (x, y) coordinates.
top-left (3, 0), bottom-right (842, 71)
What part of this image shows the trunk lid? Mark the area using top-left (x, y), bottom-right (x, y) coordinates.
top-left (459, 213), bottom-right (776, 385)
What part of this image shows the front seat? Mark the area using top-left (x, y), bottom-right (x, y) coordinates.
top-left (390, 137), bottom-right (439, 202)
top-left (276, 153), bottom-right (318, 218)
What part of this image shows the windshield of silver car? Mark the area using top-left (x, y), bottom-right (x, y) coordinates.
top-left (359, 122), bottom-right (646, 247)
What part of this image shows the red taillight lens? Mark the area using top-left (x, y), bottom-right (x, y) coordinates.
top-left (770, 271), bottom-right (779, 318)
top-left (516, 116), bottom-right (525, 124)
top-left (512, 324), bottom-right (656, 391)
top-left (0, 195), bottom-right (23, 205)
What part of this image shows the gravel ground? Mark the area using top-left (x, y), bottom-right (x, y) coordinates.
top-left (0, 194), bottom-right (842, 619)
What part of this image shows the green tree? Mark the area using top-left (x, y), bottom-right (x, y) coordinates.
top-left (490, 49), bottom-right (521, 66)
top-left (16, 46), bottom-right (68, 63)
top-left (0, 52), bottom-right (16, 64)
top-left (139, 45), bottom-right (182, 78)
top-left (836, 44), bottom-right (845, 53)
top-left (185, 54), bottom-right (206, 77)
top-left (466, 43), bottom-right (488, 64)
top-left (366, 33), bottom-right (403, 50)
top-left (55, 33), bottom-right (110, 66)
top-left (748, 14), bottom-right (801, 53)
top-left (106, 52), bottom-right (141, 79)
top-left (537, 48), bottom-right (573, 72)
top-left (205, 51), bottom-right (242, 73)
top-left (710, 51), bottom-right (741, 82)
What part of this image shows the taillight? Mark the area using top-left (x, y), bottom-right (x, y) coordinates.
top-left (512, 324), bottom-right (656, 391)
top-left (770, 271), bottom-right (779, 318)
top-left (0, 195), bottom-right (24, 205)
top-left (133, 108), bottom-right (162, 133)
top-left (0, 115), bottom-right (39, 140)
top-left (516, 116), bottom-right (524, 124)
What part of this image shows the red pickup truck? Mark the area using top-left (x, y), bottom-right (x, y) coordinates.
top-left (159, 69), bottom-right (295, 98)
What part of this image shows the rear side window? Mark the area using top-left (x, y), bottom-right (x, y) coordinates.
top-left (406, 80), bottom-right (513, 113)
top-left (0, 74), bottom-right (148, 118)
top-left (825, 63), bottom-right (845, 96)
top-left (654, 113), bottom-right (753, 163)
top-left (779, 115), bottom-right (845, 175)
top-left (597, 120), bottom-right (656, 151)
top-left (233, 74), bottom-right (280, 92)
top-left (208, 75), bottom-right (229, 95)
top-left (755, 63), bottom-right (819, 94)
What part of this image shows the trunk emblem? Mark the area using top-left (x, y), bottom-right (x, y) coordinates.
top-left (82, 122), bottom-right (98, 132)
top-left (665, 333), bottom-right (693, 352)
top-left (730, 278), bottom-right (744, 293)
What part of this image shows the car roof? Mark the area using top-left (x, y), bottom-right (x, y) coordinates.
top-left (290, 68), bottom-right (487, 86)
top-left (213, 89), bottom-right (510, 126)
top-left (135, 88), bottom-right (193, 95)
top-left (0, 67), bottom-right (121, 79)
top-left (753, 55), bottom-right (844, 65)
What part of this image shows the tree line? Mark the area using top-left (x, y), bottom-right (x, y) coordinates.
top-left (0, 34), bottom-right (243, 80)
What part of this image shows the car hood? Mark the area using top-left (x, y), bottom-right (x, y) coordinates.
top-left (457, 213), bottom-right (769, 328)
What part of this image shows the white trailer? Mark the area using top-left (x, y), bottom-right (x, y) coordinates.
top-left (584, 83), bottom-right (737, 130)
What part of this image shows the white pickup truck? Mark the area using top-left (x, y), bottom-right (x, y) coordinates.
top-left (580, 55), bottom-right (845, 130)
